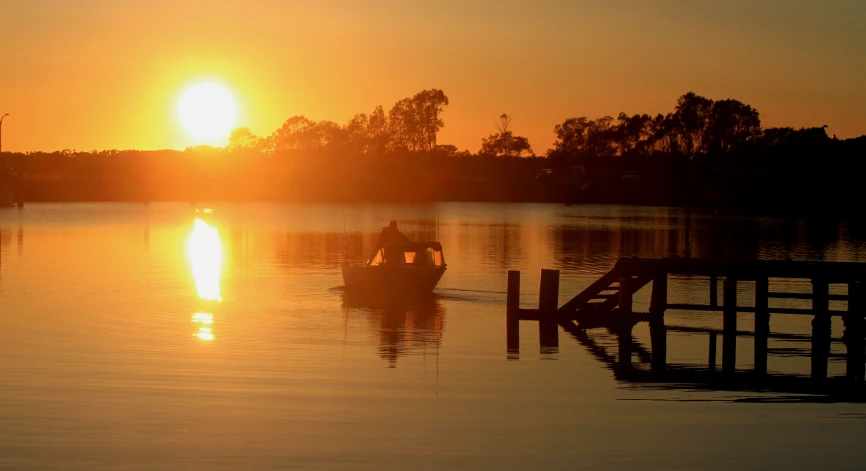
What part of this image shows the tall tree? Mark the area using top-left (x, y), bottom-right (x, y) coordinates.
top-left (387, 89), bottom-right (449, 152)
top-left (706, 99), bottom-right (761, 152)
top-left (345, 113), bottom-right (369, 152)
top-left (270, 116), bottom-right (317, 151)
top-left (584, 116), bottom-right (616, 157)
top-left (672, 92), bottom-right (714, 155)
top-left (388, 98), bottom-right (420, 151)
top-left (612, 113), bottom-right (654, 155)
top-left (313, 120), bottom-right (347, 149)
top-left (367, 105), bottom-right (390, 154)
top-left (228, 127), bottom-right (261, 151)
top-left (550, 116), bottom-right (591, 158)
top-left (414, 89), bottom-right (449, 151)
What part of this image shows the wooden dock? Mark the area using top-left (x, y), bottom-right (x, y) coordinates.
top-left (507, 257), bottom-right (866, 398)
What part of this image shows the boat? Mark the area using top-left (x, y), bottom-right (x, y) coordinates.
top-left (341, 221), bottom-right (446, 295)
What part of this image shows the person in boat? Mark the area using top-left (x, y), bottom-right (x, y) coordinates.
top-left (379, 220), bottom-right (410, 246)
top-left (374, 221), bottom-right (411, 266)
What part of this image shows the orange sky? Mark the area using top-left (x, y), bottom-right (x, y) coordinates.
top-left (1, 0), bottom-right (864, 153)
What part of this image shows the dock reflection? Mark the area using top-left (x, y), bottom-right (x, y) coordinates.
top-left (508, 258), bottom-right (866, 403)
top-left (341, 291), bottom-right (444, 368)
top-left (560, 322), bottom-right (866, 403)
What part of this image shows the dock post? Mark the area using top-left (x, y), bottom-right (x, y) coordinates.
top-left (811, 277), bottom-right (831, 382)
top-left (506, 270), bottom-right (520, 356)
top-left (722, 277), bottom-right (737, 376)
top-left (710, 275), bottom-right (718, 307)
top-left (844, 280), bottom-right (865, 383)
top-left (618, 275), bottom-right (634, 371)
top-left (754, 277), bottom-right (770, 377)
top-left (649, 271), bottom-right (668, 373)
top-left (709, 331), bottom-right (718, 373)
top-left (538, 269), bottom-right (560, 352)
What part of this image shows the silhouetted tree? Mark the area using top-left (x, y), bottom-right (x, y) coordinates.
top-left (388, 89), bottom-right (449, 152)
top-left (367, 105), bottom-right (390, 154)
top-left (548, 115), bottom-right (617, 159)
top-left (551, 92), bottom-right (765, 159)
top-left (314, 120), bottom-right (347, 148)
top-left (672, 92), bottom-right (714, 155)
top-left (758, 126), bottom-right (829, 148)
top-left (480, 114), bottom-right (534, 157)
top-left (647, 113), bottom-right (680, 154)
top-left (415, 89), bottom-right (449, 151)
top-left (706, 99), bottom-right (761, 153)
top-left (270, 116), bottom-right (318, 151)
top-left (228, 127), bottom-right (261, 151)
top-left (388, 98), bottom-right (420, 151)
top-left (613, 113), bottom-right (655, 155)
top-left (434, 144), bottom-right (459, 157)
top-left (345, 113), bottom-right (370, 151)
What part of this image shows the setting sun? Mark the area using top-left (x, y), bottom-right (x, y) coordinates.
top-left (177, 81), bottom-right (239, 145)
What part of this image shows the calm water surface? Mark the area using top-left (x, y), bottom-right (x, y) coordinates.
top-left (1, 203), bottom-right (865, 470)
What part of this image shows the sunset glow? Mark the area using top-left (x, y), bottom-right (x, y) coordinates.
top-left (178, 82), bottom-right (239, 145)
top-left (5, 2), bottom-right (866, 469)
top-left (1, 3), bottom-right (864, 152)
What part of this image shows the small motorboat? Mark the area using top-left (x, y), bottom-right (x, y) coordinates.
top-left (342, 221), bottom-right (446, 295)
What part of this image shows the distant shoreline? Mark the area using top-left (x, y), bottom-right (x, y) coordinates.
top-left (3, 189), bottom-right (860, 221)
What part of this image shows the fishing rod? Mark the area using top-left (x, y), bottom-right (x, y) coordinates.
top-left (342, 209), bottom-right (349, 262)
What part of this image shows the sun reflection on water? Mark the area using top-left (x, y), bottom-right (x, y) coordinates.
top-left (193, 313), bottom-right (215, 340)
top-left (194, 326), bottom-right (215, 341)
top-left (192, 313), bottom-right (214, 324)
top-left (187, 218), bottom-right (223, 301)
top-left (187, 217), bottom-right (222, 342)
top-left (192, 312), bottom-right (214, 340)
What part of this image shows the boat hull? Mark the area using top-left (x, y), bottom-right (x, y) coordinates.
top-left (342, 263), bottom-right (446, 296)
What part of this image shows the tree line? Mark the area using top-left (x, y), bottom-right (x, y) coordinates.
top-left (0, 89), bottom-right (864, 210)
top-left (225, 88), bottom-right (537, 158)
top-left (228, 89), bottom-right (453, 155)
top-left (546, 91), bottom-right (843, 161)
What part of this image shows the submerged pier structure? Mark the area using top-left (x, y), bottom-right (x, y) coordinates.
top-left (507, 258), bottom-right (866, 399)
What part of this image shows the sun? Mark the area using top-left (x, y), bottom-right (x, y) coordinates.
top-left (177, 81), bottom-right (239, 145)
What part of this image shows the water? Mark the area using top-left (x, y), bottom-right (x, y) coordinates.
top-left (1, 202), bottom-right (865, 470)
